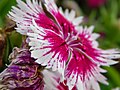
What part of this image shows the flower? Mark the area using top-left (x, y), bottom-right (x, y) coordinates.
top-left (0, 47), bottom-right (44, 90)
top-left (57, 80), bottom-right (77, 90)
top-left (87, 0), bottom-right (106, 8)
top-left (8, 0), bottom-right (120, 90)
top-left (0, 47), bottom-right (61, 90)
top-left (112, 87), bottom-right (120, 90)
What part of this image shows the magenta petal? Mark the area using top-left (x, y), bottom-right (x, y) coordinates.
top-left (66, 50), bottom-right (97, 80)
top-left (65, 49), bottom-right (97, 89)
top-left (28, 25), bottom-right (69, 74)
top-left (35, 13), bottom-right (59, 33)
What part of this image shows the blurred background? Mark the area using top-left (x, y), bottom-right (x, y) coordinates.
top-left (0, 0), bottom-right (120, 89)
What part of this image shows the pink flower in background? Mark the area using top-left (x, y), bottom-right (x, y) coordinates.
top-left (87, 0), bottom-right (106, 8)
top-left (8, 0), bottom-right (120, 90)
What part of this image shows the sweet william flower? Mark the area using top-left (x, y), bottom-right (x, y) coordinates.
top-left (0, 47), bottom-right (62, 90)
top-left (87, 0), bottom-right (106, 8)
top-left (0, 47), bottom-right (44, 90)
top-left (57, 80), bottom-right (77, 90)
top-left (9, 0), bottom-right (120, 90)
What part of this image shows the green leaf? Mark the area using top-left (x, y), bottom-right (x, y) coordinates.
top-left (0, 16), bottom-right (4, 28)
top-left (9, 31), bottom-right (22, 49)
top-left (0, 0), bottom-right (16, 28)
top-left (0, 0), bottom-right (16, 17)
top-left (2, 36), bottom-right (11, 65)
top-left (105, 66), bottom-right (120, 87)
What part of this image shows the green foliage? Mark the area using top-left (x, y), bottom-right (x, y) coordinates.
top-left (0, 0), bottom-right (22, 72)
top-left (86, 0), bottom-right (120, 49)
top-left (0, 0), bottom-right (16, 28)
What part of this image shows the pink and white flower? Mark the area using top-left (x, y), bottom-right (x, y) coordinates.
top-left (9, 0), bottom-right (120, 90)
